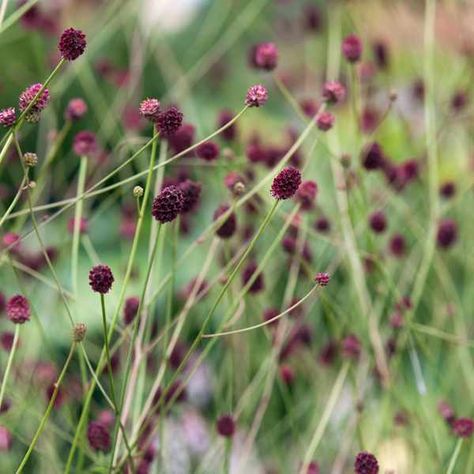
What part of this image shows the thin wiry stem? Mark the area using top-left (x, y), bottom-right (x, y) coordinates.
top-left (0, 324), bottom-right (20, 409)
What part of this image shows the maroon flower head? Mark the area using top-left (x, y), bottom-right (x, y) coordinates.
top-left (369, 211), bottom-right (387, 234)
top-left (216, 414), bottom-right (235, 438)
top-left (151, 185), bottom-right (184, 223)
top-left (440, 181), bottom-right (456, 199)
top-left (73, 131), bottom-right (98, 156)
top-left (242, 261), bottom-right (265, 293)
top-left (139, 98), bottom-right (161, 123)
top-left (342, 34), bottom-right (363, 63)
top-left (123, 296), bottom-right (140, 325)
top-left (452, 418), bottom-right (474, 438)
top-left (342, 334), bottom-right (361, 359)
top-left (156, 105), bottom-right (183, 137)
top-left (218, 109), bottom-right (237, 141)
top-left (316, 111), bottom-right (335, 131)
top-left (436, 219), bottom-right (458, 249)
top-left (196, 141), bottom-right (220, 161)
top-left (271, 166), bottom-right (302, 200)
top-left (253, 42), bottom-right (278, 71)
top-left (59, 27), bottom-right (86, 60)
top-left (306, 461), bottom-right (320, 474)
top-left (178, 179), bottom-right (201, 214)
top-left (6, 295), bottom-right (30, 324)
top-left (315, 216), bottom-right (330, 233)
top-left (168, 123), bottom-right (195, 155)
top-left (19, 83), bottom-right (50, 112)
top-left (245, 84), bottom-right (268, 107)
top-left (65, 98), bottom-right (87, 121)
top-left (296, 180), bottom-right (318, 210)
top-left (314, 272), bottom-right (330, 286)
top-left (389, 233), bottom-right (406, 257)
top-left (0, 108), bottom-right (16, 127)
top-left (89, 264), bottom-right (114, 294)
top-left (322, 81), bottom-right (346, 104)
top-left (213, 204), bottom-right (237, 239)
top-left (362, 142), bottom-right (385, 170)
top-left (87, 421), bottom-right (110, 452)
top-left (354, 451), bottom-right (379, 474)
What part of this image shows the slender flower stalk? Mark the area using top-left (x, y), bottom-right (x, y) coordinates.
top-left (446, 439), bottom-right (463, 474)
top-left (0, 325), bottom-right (20, 409)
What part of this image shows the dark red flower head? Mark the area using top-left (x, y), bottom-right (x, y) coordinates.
top-left (216, 414), bottom-right (235, 438)
top-left (87, 421), bottom-right (110, 452)
top-left (242, 261), bottom-right (264, 293)
top-left (168, 123), bottom-right (195, 155)
top-left (322, 81), bottom-right (346, 104)
top-left (213, 204), bottom-right (237, 239)
top-left (6, 295), bottom-right (30, 324)
top-left (73, 131), bottom-right (98, 156)
top-left (151, 185), bottom-right (184, 223)
top-left (59, 27), bottom-right (86, 60)
top-left (245, 84), bottom-right (268, 107)
top-left (306, 461), bottom-right (320, 474)
top-left (440, 181), bottom-right (456, 199)
top-left (65, 98), bottom-right (87, 121)
top-left (0, 108), bottom-right (16, 127)
top-left (89, 264), bottom-right (114, 294)
top-left (314, 272), bottom-right (330, 286)
top-left (369, 210), bottom-right (387, 234)
top-left (316, 111), bottom-right (335, 131)
top-left (178, 179), bottom-right (201, 214)
top-left (362, 142), bottom-right (385, 170)
top-left (342, 34), bottom-right (363, 63)
top-left (156, 106), bottom-right (183, 137)
top-left (253, 42), bottom-right (279, 71)
top-left (296, 180), bottom-right (318, 210)
top-left (271, 166), bottom-right (302, 200)
top-left (139, 98), bottom-right (161, 123)
top-left (19, 83), bottom-right (50, 113)
top-left (389, 233), bottom-right (406, 258)
top-left (436, 219), bottom-right (458, 249)
top-left (452, 418), bottom-right (474, 438)
top-left (218, 109), bottom-right (237, 141)
top-left (123, 296), bottom-right (139, 325)
top-left (354, 451), bottom-right (379, 474)
top-left (196, 141), bottom-right (220, 161)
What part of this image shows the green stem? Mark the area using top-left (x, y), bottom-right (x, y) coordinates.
top-left (0, 324), bottom-right (20, 409)
top-left (446, 438), bottom-right (463, 474)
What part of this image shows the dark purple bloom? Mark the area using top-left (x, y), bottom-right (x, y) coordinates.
top-left (342, 334), bottom-right (361, 359)
top-left (213, 204), bottom-right (237, 239)
top-left (314, 272), bottom-right (330, 286)
top-left (217, 109), bottom-right (237, 141)
top-left (271, 166), bottom-right (302, 200)
top-left (452, 418), bottom-right (474, 438)
top-left (65, 98), bottom-right (87, 121)
top-left (89, 264), bottom-right (114, 294)
top-left (315, 217), bottom-right (330, 233)
top-left (156, 106), bottom-right (183, 137)
top-left (253, 42), bottom-right (278, 71)
top-left (316, 111), bottom-right (335, 131)
top-left (216, 414), bottom-right (235, 438)
top-left (451, 90), bottom-right (468, 113)
top-left (87, 421), bottom-right (110, 452)
top-left (322, 81), bottom-right (346, 104)
top-left (303, 5), bottom-right (322, 33)
top-left (0, 426), bottom-right (12, 452)
top-left (439, 181), bottom-right (456, 199)
top-left (123, 296), bottom-right (139, 325)
top-left (362, 142), bottom-right (384, 170)
top-left (437, 219), bottom-right (458, 249)
top-left (59, 27), bottom-right (86, 60)
top-left (73, 131), bottom-right (98, 156)
top-left (178, 179), bottom-right (201, 213)
top-left (196, 141), bottom-right (220, 161)
top-left (168, 123), bottom-right (195, 155)
top-left (369, 211), bottom-right (387, 234)
top-left (242, 261), bottom-right (264, 293)
top-left (139, 98), bottom-right (161, 123)
top-left (354, 451), bottom-right (379, 474)
top-left (245, 84), bottom-right (268, 107)
top-left (342, 34), bottom-right (362, 63)
top-left (296, 180), bottom-right (318, 210)
top-left (0, 108), bottom-right (16, 127)
top-left (373, 40), bottom-right (389, 69)
top-left (19, 83), bottom-right (50, 112)
top-left (389, 233), bottom-right (406, 257)
top-left (151, 185), bottom-right (184, 223)
top-left (6, 295), bottom-right (30, 324)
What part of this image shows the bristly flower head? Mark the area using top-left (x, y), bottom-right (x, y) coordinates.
top-left (253, 42), bottom-right (279, 71)
top-left (322, 81), bottom-right (346, 104)
top-left (316, 111), bottom-right (335, 131)
top-left (59, 27), bottom-right (86, 60)
top-left (89, 264), bottom-right (114, 294)
top-left (0, 108), bottom-right (16, 128)
top-left (196, 141), bottom-right (220, 161)
top-left (19, 83), bottom-right (50, 115)
top-left (271, 166), bottom-right (302, 200)
top-left (296, 180), bottom-right (318, 210)
top-left (73, 130), bottom-right (98, 156)
top-left (245, 84), bottom-right (268, 107)
top-left (314, 272), bottom-right (330, 286)
top-left (216, 414), bottom-right (235, 438)
top-left (87, 421), bottom-right (110, 452)
top-left (139, 98), bottom-right (161, 123)
top-left (6, 295), bottom-right (30, 324)
top-left (178, 179), bottom-right (201, 214)
top-left (213, 204), bottom-right (237, 239)
top-left (156, 105), bottom-right (183, 137)
top-left (354, 451), bottom-right (379, 474)
top-left (65, 98), bottom-right (87, 121)
top-left (151, 185), bottom-right (184, 223)
top-left (342, 34), bottom-right (363, 63)
top-left (452, 418), bottom-right (474, 438)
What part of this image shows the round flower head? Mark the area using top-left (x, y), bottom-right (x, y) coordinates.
top-left (296, 180), bottom-right (318, 210)
top-left (316, 111), bottom-right (335, 131)
top-left (389, 233), bottom-right (406, 257)
top-left (0, 108), bottom-right (16, 127)
top-left (342, 34), bottom-right (363, 63)
top-left (89, 264), bottom-right (114, 294)
top-left (216, 414), bottom-right (235, 438)
top-left (436, 219), bottom-right (458, 249)
top-left (213, 204), bottom-right (237, 239)
top-left (242, 261), bottom-right (264, 293)
top-left (314, 272), bottom-right (330, 286)
top-left (196, 141), bottom-right (220, 161)
top-left (59, 27), bottom-right (86, 60)
top-left (73, 131), bottom-right (98, 156)
top-left (452, 418), bottom-right (474, 438)
top-left (168, 123), bottom-right (195, 155)
top-left (217, 109), bottom-right (237, 141)
top-left (245, 84), bottom-right (268, 107)
top-left (322, 81), bottom-right (346, 104)
top-left (139, 98), bottom-right (161, 123)
top-left (354, 451), bottom-right (379, 474)
top-left (362, 142), bottom-right (385, 170)
top-left (156, 105), bottom-right (183, 137)
top-left (6, 295), bottom-right (30, 324)
top-left (19, 83), bottom-right (50, 115)
top-left (87, 421), bottom-right (110, 452)
top-left (178, 179), bottom-right (201, 213)
top-left (369, 211), bottom-right (387, 233)
top-left (342, 334), bottom-right (361, 359)
top-left (253, 42), bottom-right (278, 71)
top-left (23, 152), bottom-right (38, 167)
top-left (271, 166), bottom-right (302, 200)
top-left (151, 185), bottom-right (184, 223)
top-left (123, 296), bottom-right (139, 325)
top-left (440, 181), bottom-right (456, 199)
top-left (65, 98), bottom-right (87, 121)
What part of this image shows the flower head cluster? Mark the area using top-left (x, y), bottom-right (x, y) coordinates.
top-left (89, 265), bottom-right (114, 294)
top-left (6, 295), bottom-right (30, 324)
top-left (252, 42), bottom-right (279, 71)
top-left (151, 185), bottom-right (184, 223)
top-left (156, 105), bottom-right (183, 137)
top-left (139, 98), bottom-right (161, 123)
top-left (19, 83), bottom-right (50, 122)
top-left (354, 451), bottom-right (379, 474)
top-left (245, 84), bottom-right (268, 107)
top-left (59, 27), bottom-right (87, 60)
top-left (342, 34), bottom-right (363, 63)
top-left (271, 166), bottom-right (302, 200)
top-left (0, 108), bottom-right (16, 127)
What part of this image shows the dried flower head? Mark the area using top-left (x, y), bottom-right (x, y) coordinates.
top-left (245, 84), bottom-right (268, 107)
top-left (156, 105), bottom-right (183, 137)
top-left (59, 27), bottom-right (86, 60)
top-left (354, 451), bottom-right (379, 474)
top-left (65, 98), bottom-right (87, 121)
top-left (139, 98), bottom-right (161, 123)
top-left (151, 185), bottom-right (184, 223)
top-left (271, 166), bottom-right (302, 200)
top-left (23, 152), bottom-right (38, 167)
top-left (73, 323), bottom-right (87, 342)
top-left (213, 204), bottom-right (237, 239)
top-left (0, 108), bottom-right (16, 127)
top-left (342, 34), bottom-right (363, 63)
top-left (6, 295), bottom-right (30, 324)
top-left (89, 264), bottom-right (114, 294)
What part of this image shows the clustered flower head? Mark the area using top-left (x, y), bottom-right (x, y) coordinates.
top-left (213, 204), bottom-right (237, 239)
top-left (271, 166), bottom-right (302, 200)
top-left (19, 83), bottom-right (50, 122)
top-left (0, 108), bottom-right (16, 127)
top-left (216, 414), bottom-right (235, 438)
top-left (87, 421), bottom-right (110, 452)
top-left (322, 81), bottom-right (346, 104)
top-left (151, 185), bottom-right (184, 223)
top-left (59, 27), bottom-right (87, 60)
top-left (369, 210), bottom-right (387, 234)
top-left (73, 130), bottom-right (98, 156)
top-left (178, 179), bottom-right (201, 214)
top-left (245, 84), bottom-right (268, 107)
top-left (253, 42), bottom-right (279, 71)
top-left (314, 272), bottom-right (330, 286)
top-left (196, 140), bottom-right (220, 161)
top-left (89, 264), bottom-right (114, 294)
top-left (156, 105), bottom-right (183, 137)
top-left (65, 98), bottom-right (87, 121)
top-left (342, 34), bottom-right (363, 63)
top-left (139, 98), bottom-right (161, 123)
top-left (436, 218), bottom-right (458, 249)
top-left (296, 180), bottom-right (318, 210)
top-left (452, 417), bottom-right (474, 438)
top-left (354, 451), bottom-right (379, 474)
top-left (6, 295), bottom-right (30, 324)
top-left (316, 111), bottom-right (335, 131)
top-left (123, 296), bottom-right (139, 325)
top-left (73, 323), bottom-right (87, 342)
